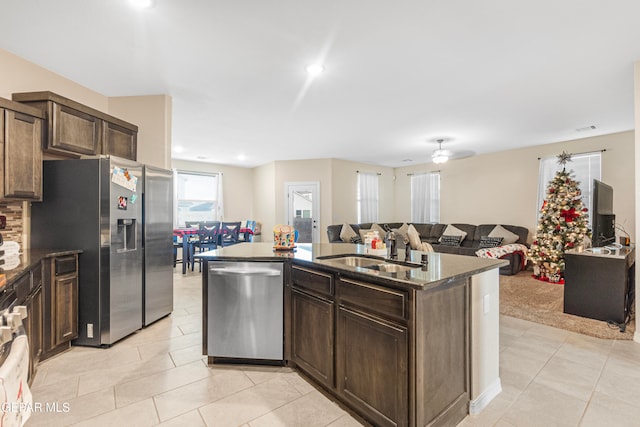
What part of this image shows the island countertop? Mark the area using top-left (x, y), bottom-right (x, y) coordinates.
top-left (196, 242), bottom-right (507, 290)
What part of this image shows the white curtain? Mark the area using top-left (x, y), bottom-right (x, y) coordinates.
top-left (357, 172), bottom-right (379, 223)
top-left (537, 152), bottom-right (601, 226)
top-left (411, 173), bottom-right (440, 223)
top-left (216, 172), bottom-right (224, 221)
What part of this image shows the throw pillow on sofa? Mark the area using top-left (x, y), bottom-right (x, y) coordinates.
top-left (478, 236), bottom-right (503, 248)
top-left (440, 235), bottom-right (463, 246)
top-left (339, 223), bottom-right (357, 242)
top-left (439, 224), bottom-right (467, 243)
top-left (488, 225), bottom-right (519, 245)
top-left (407, 224), bottom-right (422, 249)
top-left (407, 225), bottom-right (436, 252)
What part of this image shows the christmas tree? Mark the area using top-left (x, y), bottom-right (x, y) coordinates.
top-left (529, 152), bottom-right (590, 283)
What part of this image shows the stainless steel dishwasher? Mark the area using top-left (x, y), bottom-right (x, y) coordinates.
top-left (207, 261), bottom-right (284, 362)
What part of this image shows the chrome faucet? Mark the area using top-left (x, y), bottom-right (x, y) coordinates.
top-left (385, 230), bottom-right (397, 259)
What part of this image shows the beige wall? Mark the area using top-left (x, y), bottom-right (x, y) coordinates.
top-left (1, 48), bottom-right (171, 169)
top-left (330, 159), bottom-right (396, 225)
top-left (0, 49), bottom-right (107, 110)
top-left (395, 131), bottom-right (635, 242)
top-left (253, 162), bottom-right (277, 240)
top-left (109, 95), bottom-right (173, 169)
top-left (172, 159), bottom-right (254, 224)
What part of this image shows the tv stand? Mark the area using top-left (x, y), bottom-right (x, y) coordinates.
top-left (563, 247), bottom-right (635, 326)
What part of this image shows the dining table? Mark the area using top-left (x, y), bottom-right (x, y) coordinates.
top-left (173, 227), bottom-right (199, 274)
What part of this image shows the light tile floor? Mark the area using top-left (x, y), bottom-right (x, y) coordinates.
top-left (26, 269), bottom-right (640, 426)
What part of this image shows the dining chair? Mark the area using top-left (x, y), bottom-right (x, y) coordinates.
top-left (239, 220), bottom-right (256, 242)
top-left (191, 221), bottom-right (221, 271)
top-left (219, 221), bottom-right (241, 247)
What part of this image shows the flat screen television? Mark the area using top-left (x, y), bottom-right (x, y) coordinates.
top-left (591, 179), bottom-right (615, 247)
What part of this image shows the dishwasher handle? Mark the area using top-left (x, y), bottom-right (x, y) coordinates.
top-left (209, 267), bottom-right (282, 277)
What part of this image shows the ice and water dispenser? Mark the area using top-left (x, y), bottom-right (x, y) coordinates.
top-left (116, 218), bottom-right (137, 253)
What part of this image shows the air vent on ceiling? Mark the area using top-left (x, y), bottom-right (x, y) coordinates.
top-left (196, 156), bottom-right (208, 160)
top-left (401, 159), bottom-right (413, 162)
top-left (576, 125), bottom-right (597, 132)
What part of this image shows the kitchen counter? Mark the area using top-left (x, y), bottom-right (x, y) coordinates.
top-left (198, 242), bottom-right (506, 425)
top-left (0, 249), bottom-right (82, 289)
top-left (196, 242), bottom-right (508, 290)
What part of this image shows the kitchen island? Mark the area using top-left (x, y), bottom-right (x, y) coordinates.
top-left (198, 243), bottom-right (507, 427)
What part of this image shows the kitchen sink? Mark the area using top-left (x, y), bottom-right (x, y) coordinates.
top-left (319, 256), bottom-right (382, 268)
top-left (367, 263), bottom-right (417, 273)
top-left (316, 255), bottom-right (422, 273)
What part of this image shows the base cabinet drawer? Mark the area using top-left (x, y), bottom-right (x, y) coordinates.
top-left (336, 306), bottom-right (408, 427)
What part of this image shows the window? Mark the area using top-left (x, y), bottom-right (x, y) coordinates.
top-left (175, 171), bottom-right (223, 227)
top-left (411, 173), bottom-right (440, 223)
top-left (537, 152), bottom-right (601, 226)
top-left (357, 172), bottom-right (379, 223)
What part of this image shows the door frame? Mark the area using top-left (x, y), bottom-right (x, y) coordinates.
top-left (285, 181), bottom-right (320, 244)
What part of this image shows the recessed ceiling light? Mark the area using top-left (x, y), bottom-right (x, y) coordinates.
top-left (237, 154), bottom-right (246, 161)
top-left (173, 145), bottom-right (184, 153)
top-left (129, 0), bottom-right (153, 9)
top-left (305, 64), bottom-right (325, 77)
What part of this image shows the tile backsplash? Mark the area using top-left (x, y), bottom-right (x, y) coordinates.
top-left (0, 202), bottom-right (23, 246)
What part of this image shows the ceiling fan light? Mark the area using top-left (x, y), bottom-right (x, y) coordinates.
top-left (432, 151), bottom-right (448, 164)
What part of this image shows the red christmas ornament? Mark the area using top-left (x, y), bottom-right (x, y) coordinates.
top-left (560, 208), bottom-right (579, 223)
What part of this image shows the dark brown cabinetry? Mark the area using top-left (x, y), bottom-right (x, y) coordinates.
top-left (53, 271), bottom-right (78, 345)
top-left (49, 103), bottom-right (101, 155)
top-left (286, 263), bottom-right (471, 427)
top-left (290, 266), bottom-right (335, 388)
top-left (0, 97), bottom-right (45, 201)
top-left (42, 254), bottom-right (79, 358)
top-left (291, 289), bottom-right (334, 387)
top-left (12, 91), bottom-right (137, 160)
top-left (103, 120), bottom-right (137, 160)
top-left (336, 278), bottom-right (409, 427)
top-left (2, 252), bottom-right (80, 385)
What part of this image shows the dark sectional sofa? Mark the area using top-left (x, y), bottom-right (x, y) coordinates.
top-left (327, 222), bottom-right (530, 275)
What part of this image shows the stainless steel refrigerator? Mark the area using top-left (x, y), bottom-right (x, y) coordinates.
top-left (31, 157), bottom-right (172, 347)
top-left (142, 165), bottom-right (174, 326)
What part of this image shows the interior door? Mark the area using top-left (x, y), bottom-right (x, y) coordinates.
top-left (286, 182), bottom-right (320, 244)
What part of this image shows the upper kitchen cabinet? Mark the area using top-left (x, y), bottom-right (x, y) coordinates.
top-left (12, 91), bottom-right (138, 161)
top-left (103, 120), bottom-right (137, 161)
top-left (0, 97), bottom-right (45, 201)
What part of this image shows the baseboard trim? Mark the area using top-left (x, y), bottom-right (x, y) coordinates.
top-left (634, 330), bottom-right (640, 344)
top-left (469, 377), bottom-right (502, 415)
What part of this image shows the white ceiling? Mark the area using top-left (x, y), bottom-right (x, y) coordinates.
top-left (2, 0), bottom-right (640, 168)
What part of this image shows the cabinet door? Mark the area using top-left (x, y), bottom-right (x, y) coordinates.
top-left (51, 102), bottom-right (101, 155)
top-left (336, 306), bottom-right (408, 427)
top-left (3, 109), bottom-right (43, 200)
top-left (103, 121), bottom-right (137, 160)
top-left (54, 273), bottom-right (79, 345)
top-left (291, 289), bottom-right (334, 388)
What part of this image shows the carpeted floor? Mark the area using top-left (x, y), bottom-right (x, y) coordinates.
top-left (500, 270), bottom-right (635, 340)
